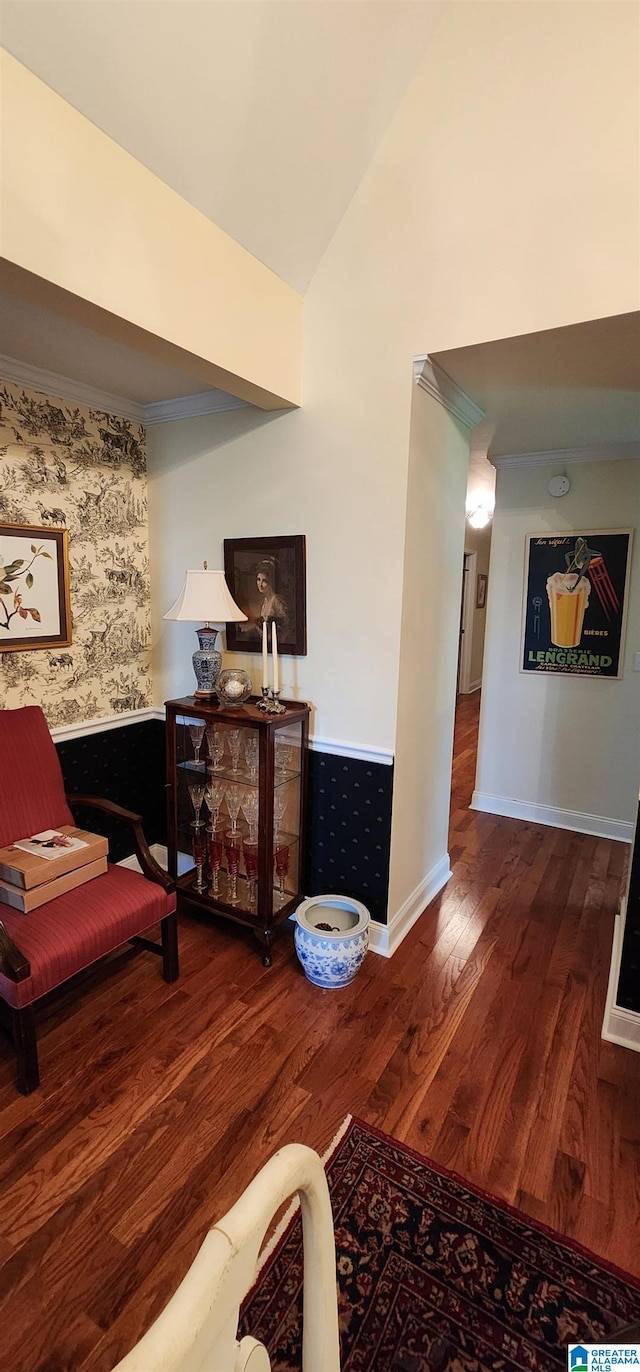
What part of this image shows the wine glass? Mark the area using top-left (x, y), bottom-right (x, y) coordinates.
top-left (191, 821), bottom-right (207, 892)
top-left (206, 725), bottom-right (225, 772)
top-left (241, 787), bottom-right (259, 842)
top-left (227, 728), bottom-right (243, 774)
top-left (273, 790), bottom-right (287, 839)
top-left (243, 837), bottom-right (259, 910)
top-left (224, 829), bottom-right (241, 906)
top-left (244, 735), bottom-right (258, 781)
top-left (189, 782), bottom-right (206, 825)
top-left (207, 822), bottom-right (225, 896)
top-left (204, 780), bottom-right (225, 828)
top-left (275, 739), bottom-right (293, 777)
top-left (274, 841), bottom-right (290, 907)
top-left (187, 722), bottom-right (206, 767)
top-left (225, 784), bottom-right (243, 835)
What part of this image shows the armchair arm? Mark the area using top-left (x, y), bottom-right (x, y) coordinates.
top-left (0, 921), bottom-right (30, 984)
top-left (65, 794), bottom-right (175, 895)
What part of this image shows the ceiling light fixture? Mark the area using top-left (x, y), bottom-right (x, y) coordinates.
top-left (466, 501), bottom-right (494, 530)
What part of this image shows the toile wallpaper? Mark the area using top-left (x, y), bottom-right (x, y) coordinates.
top-left (0, 378), bottom-right (152, 728)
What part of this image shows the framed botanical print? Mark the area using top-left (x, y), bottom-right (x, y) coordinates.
top-left (0, 523), bottom-right (72, 651)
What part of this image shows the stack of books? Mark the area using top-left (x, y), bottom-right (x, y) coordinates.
top-left (0, 828), bottom-right (109, 912)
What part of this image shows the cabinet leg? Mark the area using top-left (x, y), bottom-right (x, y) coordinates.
top-left (255, 928), bottom-right (273, 968)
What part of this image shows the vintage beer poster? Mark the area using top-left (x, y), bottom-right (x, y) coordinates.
top-left (521, 530), bottom-right (633, 678)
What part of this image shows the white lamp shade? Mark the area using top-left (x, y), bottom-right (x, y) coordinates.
top-left (163, 569), bottom-right (247, 624)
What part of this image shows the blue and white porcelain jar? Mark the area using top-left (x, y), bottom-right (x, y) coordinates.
top-left (294, 895), bottom-right (370, 988)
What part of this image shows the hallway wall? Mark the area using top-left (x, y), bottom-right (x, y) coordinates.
top-left (464, 523), bottom-right (492, 691)
top-left (474, 458), bottom-right (640, 838)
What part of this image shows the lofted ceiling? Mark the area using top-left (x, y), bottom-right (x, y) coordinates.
top-left (0, 0), bottom-right (447, 294)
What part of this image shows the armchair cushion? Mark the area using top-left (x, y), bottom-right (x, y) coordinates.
top-left (0, 706), bottom-right (74, 848)
top-left (0, 865), bottom-right (177, 1009)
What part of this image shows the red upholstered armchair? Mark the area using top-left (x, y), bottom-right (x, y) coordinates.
top-left (0, 706), bottom-right (178, 1095)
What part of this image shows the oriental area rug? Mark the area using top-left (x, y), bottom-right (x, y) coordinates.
top-left (240, 1116), bottom-right (640, 1371)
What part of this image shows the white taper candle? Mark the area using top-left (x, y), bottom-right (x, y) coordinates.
top-left (272, 621), bottom-right (279, 692)
top-left (262, 619), bottom-right (268, 689)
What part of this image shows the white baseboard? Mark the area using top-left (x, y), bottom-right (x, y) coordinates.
top-left (462, 679), bottom-right (482, 695)
top-left (471, 791), bottom-right (633, 843)
top-left (601, 898), bottom-right (640, 1053)
top-left (369, 854), bottom-right (452, 958)
top-left (602, 1004), bottom-right (640, 1052)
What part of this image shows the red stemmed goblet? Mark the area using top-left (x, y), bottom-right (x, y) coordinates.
top-left (274, 842), bottom-right (290, 907)
top-left (243, 838), bottom-right (259, 910)
top-left (191, 821), bottom-right (206, 892)
top-left (224, 830), bottom-right (241, 906)
top-left (207, 823), bottom-right (225, 896)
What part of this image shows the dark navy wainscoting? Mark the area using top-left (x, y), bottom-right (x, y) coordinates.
top-left (56, 722), bottom-right (394, 925)
top-left (56, 719), bottom-right (167, 863)
top-left (616, 803), bottom-right (640, 1013)
top-left (304, 751), bottom-right (394, 925)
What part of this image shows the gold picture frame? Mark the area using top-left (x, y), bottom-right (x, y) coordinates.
top-left (0, 523), bottom-right (72, 652)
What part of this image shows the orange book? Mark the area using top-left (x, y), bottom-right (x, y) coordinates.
top-left (0, 857), bottom-right (108, 913)
top-left (0, 828), bottom-right (108, 890)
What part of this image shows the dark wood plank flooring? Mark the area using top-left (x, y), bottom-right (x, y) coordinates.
top-left (0, 691), bottom-right (638, 1369)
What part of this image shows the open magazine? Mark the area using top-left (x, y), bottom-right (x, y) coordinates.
top-left (13, 830), bottom-right (89, 861)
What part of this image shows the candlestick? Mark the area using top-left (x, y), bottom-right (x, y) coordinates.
top-left (272, 621), bottom-right (279, 693)
top-left (262, 619), bottom-right (268, 689)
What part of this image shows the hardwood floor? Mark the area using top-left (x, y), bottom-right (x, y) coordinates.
top-left (0, 690), bottom-right (638, 1369)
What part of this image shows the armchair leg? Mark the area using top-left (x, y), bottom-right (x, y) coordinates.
top-left (161, 913), bottom-right (179, 984)
top-left (12, 1005), bottom-right (39, 1095)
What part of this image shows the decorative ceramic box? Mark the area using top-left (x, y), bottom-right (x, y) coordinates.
top-left (294, 894), bottom-right (370, 988)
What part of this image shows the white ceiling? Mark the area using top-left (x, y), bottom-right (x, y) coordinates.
top-left (432, 312), bottom-right (640, 461)
top-left (0, 288), bottom-right (219, 407)
top-left (0, 0), bottom-right (446, 294)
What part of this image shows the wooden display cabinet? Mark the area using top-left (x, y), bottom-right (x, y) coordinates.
top-left (165, 696), bottom-right (310, 965)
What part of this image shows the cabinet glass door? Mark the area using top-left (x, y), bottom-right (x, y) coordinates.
top-left (272, 720), bottom-right (303, 915)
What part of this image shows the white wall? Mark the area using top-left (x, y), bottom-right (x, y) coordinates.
top-left (149, 0), bottom-right (640, 917)
top-left (474, 459), bottom-right (640, 838)
top-left (388, 389), bottom-right (470, 923)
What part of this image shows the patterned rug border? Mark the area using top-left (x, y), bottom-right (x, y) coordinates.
top-left (345, 1115), bottom-right (640, 1293)
top-left (251, 1113), bottom-right (640, 1300)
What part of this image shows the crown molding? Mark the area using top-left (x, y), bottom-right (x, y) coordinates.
top-left (0, 353), bottom-right (249, 427)
top-left (0, 352), bottom-right (145, 422)
top-left (413, 355), bottom-right (485, 431)
top-left (490, 441), bottom-right (640, 470)
top-left (143, 390), bottom-right (249, 424)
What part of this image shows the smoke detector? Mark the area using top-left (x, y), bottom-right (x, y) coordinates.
top-left (547, 474), bottom-right (571, 497)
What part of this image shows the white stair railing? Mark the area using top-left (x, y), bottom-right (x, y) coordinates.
top-left (113, 1143), bottom-right (341, 1372)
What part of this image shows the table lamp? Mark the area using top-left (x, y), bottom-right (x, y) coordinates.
top-left (163, 563), bottom-right (247, 698)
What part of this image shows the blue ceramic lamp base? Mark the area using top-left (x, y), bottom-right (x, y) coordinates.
top-left (192, 626), bottom-right (221, 698)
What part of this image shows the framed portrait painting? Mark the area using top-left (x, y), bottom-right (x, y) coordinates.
top-left (476, 573), bottom-right (488, 609)
top-left (0, 523), bottom-right (72, 652)
top-left (521, 529), bottom-right (633, 679)
top-left (224, 535), bottom-right (307, 656)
